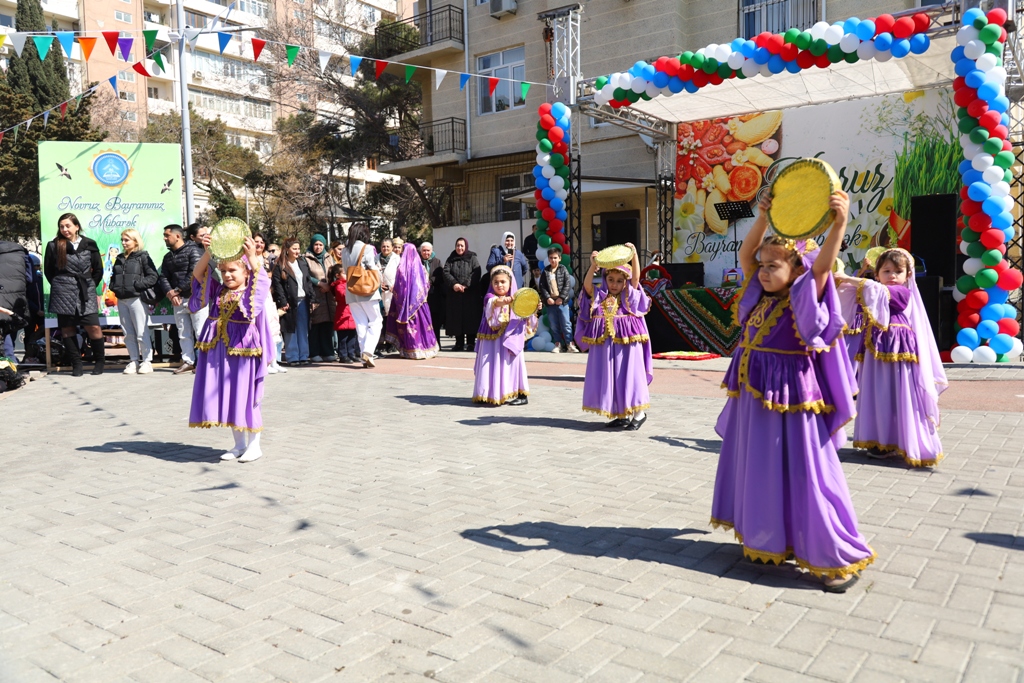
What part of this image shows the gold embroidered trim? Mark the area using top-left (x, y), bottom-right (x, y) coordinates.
top-left (863, 326), bottom-right (918, 364)
top-left (189, 420), bottom-right (263, 433)
top-left (853, 440), bottom-right (943, 467)
top-left (730, 275), bottom-right (756, 329)
top-left (473, 389), bottom-right (529, 405)
top-left (581, 333), bottom-right (650, 346)
top-left (856, 279), bottom-right (889, 333)
top-left (738, 343), bottom-right (809, 356)
top-left (582, 403), bottom-right (649, 419)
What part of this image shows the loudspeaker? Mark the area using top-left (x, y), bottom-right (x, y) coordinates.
top-left (911, 194), bottom-right (958, 284)
top-left (916, 275), bottom-right (954, 350)
top-left (662, 262), bottom-right (705, 288)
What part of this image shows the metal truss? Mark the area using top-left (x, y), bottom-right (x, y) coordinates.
top-left (1003, 3), bottom-right (1024, 349)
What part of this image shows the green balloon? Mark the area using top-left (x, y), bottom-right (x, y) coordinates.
top-left (702, 58), bottom-right (719, 75)
top-left (956, 106), bottom-right (969, 119)
top-left (997, 353), bottom-right (1010, 363)
top-left (975, 267), bottom-right (999, 289)
top-left (536, 218), bottom-right (548, 230)
top-left (983, 136), bottom-right (1004, 154)
top-left (717, 63), bottom-right (733, 78)
top-left (810, 38), bottom-right (828, 56)
top-left (784, 28), bottom-right (801, 44)
top-left (995, 150), bottom-right (1015, 169)
top-left (844, 50), bottom-right (859, 64)
top-left (957, 275), bottom-right (978, 293)
top-left (536, 128), bottom-right (548, 142)
top-left (980, 23), bottom-right (1002, 45)
top-left (538, 234), bottom-right (552, 249)
top-left (639, 91), bottom-right (652, 101)
top-left (961, 227), bottom-right (981, 242)
top-left (625, 90), bottom-right (640, 103)
top-left (556, 165), bottom-right (570, 178)
top-left (539, 139), bottom-right (553, 153)
top-left (957, 116), bottom-right (978, 134)
top-left (982, 248), bottom-right (1004, 266)
top-left (986, 43), bottom-right (1003, 57)
top-left (974, 16), bottom-right (989, 29)
top-left (828, 45), bottom-right (844, 62)
top-left (969, 126), bottom-right (990, 144)
top-left (550, 153), bottom-right (564, 168)
top-left (595, 76), bottom-right (608, 90)
top-left (736, 70), bottom-right (747, 80)
top-left (534, 210), bottom-right (543, 220)
top-left (1004, 169), bottom-right (1014, 184)
top-left (966, 240), bottom-right (986, 257)
top-left (796, 31), bottom-right (813, 50)
top-left (680, 51), bottom-right (694, 65)
top-left (691, 52), bottom-right (706, 68)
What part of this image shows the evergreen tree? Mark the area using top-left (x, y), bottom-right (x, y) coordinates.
top-left (6, 0), bottom-right (71, 111)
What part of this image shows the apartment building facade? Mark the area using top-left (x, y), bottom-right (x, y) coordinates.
top-left (374, 0), bottom-right (926, 259)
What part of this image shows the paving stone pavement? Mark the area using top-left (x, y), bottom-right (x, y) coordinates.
top-left (1, 365), bottom-right (1023, 683)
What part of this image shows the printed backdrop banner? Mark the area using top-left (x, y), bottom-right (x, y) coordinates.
top-left (38, 142), bottom-right (183, 324)
top-left (672, 89), bottom-right (960, 286)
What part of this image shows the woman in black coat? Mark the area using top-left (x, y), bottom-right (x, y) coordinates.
top-left (442, 237), bottom-right (482, 352)
top-left (271, 237), bottom-right (313, 365)
top-left (109, 229), bottom-right (159, 374)
top-left (44, 213), bottom-right (105, 376)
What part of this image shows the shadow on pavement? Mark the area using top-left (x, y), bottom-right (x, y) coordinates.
top-left (964, 532), bottom-right (1024, 549)
top-left (530, 375), bottom-right (585, 383)
top-left (77, 440), bottom-right (224, 462)
top-left (461, 521), bottom-right (820, 590)
top-left (396, 394), bottom-right (475, 407)
top-left (457, 415), bottom-right (598, 432)
top-left (836, 448), bottom-right (917, 469)
top-left (650, 436), bottom-right (722, 453)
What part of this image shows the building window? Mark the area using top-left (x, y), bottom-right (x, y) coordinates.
top-left (118, 69), bottom-right (136, 82)
top-left (475, 0), bottom-right (487, 5)
top-left (147, 86), bottom-right (160, 98)
top-left (188, 88), bottom-right (273, 120)
top-left (366, 157), bottom-right (377, 170)
top-left (144, 11), bottom-right (163, 23)
top-left (497, 172), bottom-right (532, 221)
top-left (740, 0), bottom-right (818, 39)
top-left (588, 116), bottom-right (610, 129)
top-left (360, 2), bottom-right (381, 25)
top-left (185, 11), bottom-right (208, 28)
top-left (121, 111), bottom-right (138, 122)
top-left (295, 9), bottom-right (306, 19)
top-left (297, 93), bottom-right (310, 102)
top-left (237, 0), bottom-right (269, 17)
top-left (192, 51), bottom-right (269, 86)
top-left (0, 13), bottom-right (15, 28)
top-left (119, 91), bottom-right (137, 102)
top-left (115, 10), bottom-right (132, 22)
top-left (477, 47), bottom-right (525, 115)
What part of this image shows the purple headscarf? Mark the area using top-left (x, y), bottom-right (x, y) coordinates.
top-left (392, 240), bottom-right (429, 324)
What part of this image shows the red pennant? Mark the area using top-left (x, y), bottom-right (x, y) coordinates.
top-left (59, 102), bottom-right (67, 118)
top-left (132, 62), bottom-right (152, 77)
top-left (488, 77), bottom-right (499, 96)
top-left (252, 38), bottom-right (266, 62)
top-left (375, 60), bottom-right (388, 79)
top-left (101, 31), bottom-right (119, 56)
top-left (0, 132), bottom-right (4, 146)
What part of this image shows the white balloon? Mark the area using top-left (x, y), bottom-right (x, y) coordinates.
top-left (839, 33), bottom-right (861, 53)
top-left (983, 165), bottom-right (1004, 183)
top-left (1012, 337), bottom-right (1024, 355)
top-left (810, 21), bottom-right (830, 40)
top-left (952, 287), bottom-right (967, 302)
top-left (977, 53), bottom-right (998, 72)
top-left (824, 24), bottom-right (845, 45)
top-left (741, 59), bottom-right (760, 77)
top-left (600, 83), bottom-right (615, 99)
top-left (644, 82), bottom-right (660, 98)
top-left (630, 76), bottom-right (646, 93)
top-left (715, 44), bottom-right (732, 62)
top-left (963, 39), bottom-right (986, 60)
top-left (616, 72), bottom-right (632, 90)
top-left (963, 257), bottom-right (983, 276)
top-left (696, 47), bottom-right (708, 57)
top-left (960, 240), bottom-right (972, 255)
top-left (990, 180), bottom-right (1011, 197)
top-left (987, 66), bottom-right (1008, 83)
top-left (857, 41), bottom-right (877, 60)
top-left (727, 52), bottom-right (745, 69)
top-left (760, 63), bottom-right (773, 78)
top-left (875, 49), bottom-right (893, 63)
top-left (973, 345), bottom-right (998, 363)
top-left (535, 247), bottom-right (547, 263)
top-left (555, 189), bottom-right (568, 200)
top-left (541, 165), bottom-right (556, 179)
top-left (962, 142), bottom-right (983, 159)
top-left (950, 345), bottom-right (974, 363)
top-left (548, 176), bottom-right (565, 190)
top-left (972, 154), bottom-right (994, 171)
top-left (536, 153), bottom-right (550, 166)
top-left (957, 25), bottom-right (980, 46)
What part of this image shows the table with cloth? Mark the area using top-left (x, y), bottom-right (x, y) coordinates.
top-left (643, 280), bottom-right (743, 356)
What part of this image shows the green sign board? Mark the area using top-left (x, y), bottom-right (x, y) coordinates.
top-left (38, 142), bottom-right (183, 324)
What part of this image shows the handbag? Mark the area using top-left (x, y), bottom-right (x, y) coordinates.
top-left (346, 244), bottom-right (381, 297)
top-left (140, 287), bottom-right (162, 306)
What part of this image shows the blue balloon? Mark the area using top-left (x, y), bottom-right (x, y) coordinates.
top-left (559, 120), bottom-right (571, 133)
top-left (668, 76), bottom-right (684, 93)
top-left (990, 96), bottom-right (1010, 113)
top-left (684, 80), bottom-right (699, 93)
top-left (555, 209), bottom-right (567, 221)
top-left (844, 17), bottom-right (861, 33)
top-left (978, 81), bottom-right (1001, 102)
top-left (1004, 226), bottom-right (1016, 242)
top-left (768, 54), bottom-right (785, 73)
top-left (978, 319), bottom-right (999, 339)
top-left (535, 177), bottom-right (548, 190)
top-left (951, 46), bottom-right (966, 63)
top-left (856, 19), bottom-right (876, 41)
top-left (987, 287), bottom-right (1010, 304)
top-left (874, 32), bottom-right (893, 51)
top-left (983, 196), bottom-right (1004, 216)
top-left (910, 34), bottom-right (930, 55)
top-left (632, 60), bottom-right (647, 74)
top-left (962, 169), bottom-right (984, 186)
top-left (549, 197), bottom-right (565, 211)
top-left (754, 47), bottom-right (770, 64)
top-left (981, 304), bottom-right (1003, 321)
top-left (991, 212), bottom-right (1013, 229)
top-left (551, 102), bottom-right (567, 119)
top-left (653, 71), bottom-right (670, 88)
top-left (533, 166), bottom-right (543, 179)
top-left (742, 40), bottom-right (756, 58)
top-left (641, 65), bottom-right (657, 81)
top-left (1002, 303), bottom-right (1017, 319)
top-left (963, 7), bottom-right (984, 24)
top-left (541, 186), bottom-right (555, 200)
top-left (957, 327), bottom-right (980, 349)
top-left (891, 39), bottom-right (911, 58)
top-left (956, 57), bottom-right (978, 77)
top-left (785, 59), bottom-right (802, 74)
top-left (1001, 113), bottom-right (1010, 127)
top-left (731, 38), bottom-right (745, 51)
top-left (965, 69), bottom-right (987, 89)
top-left (990, 334), bottom-right (1014, 355)
top-left (968, 182), bottom-right (993, 201)
top-left (959, 160), bottom-right (975, 175)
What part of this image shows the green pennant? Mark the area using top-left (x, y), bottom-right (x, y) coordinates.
top-left (143, 30), bottom-right (158, 53)
top-left (152, 52), bottom-right (165, 73)
top-left (520, 82), bottom-right (531, 102)
top-left (286, 44), bottom-right (300, 66)
top-left (404, 64), bottom-right (416, 83)
top-left (74, 94), bottom-right (83, 110)
top-left (12, 124), bottom-right (18, 143)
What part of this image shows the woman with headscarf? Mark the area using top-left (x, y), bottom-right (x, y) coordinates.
top-left (442, 237), bottom-right (482, 352)
top-left (485, 231), bottom-right (530, 287)
top-left (384, 242), bottom-right (439, 359)
top-left (304, 234), bottom-right (336, 362)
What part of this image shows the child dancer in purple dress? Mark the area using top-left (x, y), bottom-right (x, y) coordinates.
top-left (841, 249), bottom-right (946, 466)
top-left (472, 266), bottom-right (537, 405)
top-left (188, 235), bottom-right (272, 463)
top-left (575, 243), bottom-right (653, 430)
top-left (713, 191), bottom-right (873, 592)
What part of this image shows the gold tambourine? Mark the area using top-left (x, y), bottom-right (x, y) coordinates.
top-left (767, 158), bottom-right (841, 240)
top-left (864, 246), bottom-right (886, 269)
top-left (208, 217), bottom-right (251, 262)
top-left (512, 287), bottom-right (541, 318)
top-left (595, 244), bottom-right (634, 269)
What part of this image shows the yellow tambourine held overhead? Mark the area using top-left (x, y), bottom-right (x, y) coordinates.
top-left (208, 217), bottom-right (251, 262)
top-left (512, 287), bottom-right (541, 318)
top-left (767, 158), bottom-right (842, 240)
top-left (594, 244), bottom-right (634, 269)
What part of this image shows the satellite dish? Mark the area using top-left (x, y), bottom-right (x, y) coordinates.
top-left (638, 133), bottom-right (655, 150)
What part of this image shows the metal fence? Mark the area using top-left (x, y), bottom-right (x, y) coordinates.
top-left (380, 117), bottom-right (467, 162)
top-left (375, 4), bottom-right (464, 56)
top-left (738, 0), bottom-right (818, 38)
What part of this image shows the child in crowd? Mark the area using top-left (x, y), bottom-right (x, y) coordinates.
top-left (538, 246), bottom-right (579, 353)
top-left (576, 243), bottom-right (652, 430)
top-left (712, 190), bottom-right (873, 593)
top-left (472, 265), bottom-right (537, 406)
top-left (329, 264), bottom-right (359, 363)
top-left (189, 235), bottom-right (272, 463)
top-left (528, 264), bottom-right (543, 291)
top-left (840, 249), bottom-right (946, 467)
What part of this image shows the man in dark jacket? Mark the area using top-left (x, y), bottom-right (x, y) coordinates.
top-left (522, 224), bottom-right (540, 270)
top-left (0, 241), bottom-right (31, 359)
top-left (159, 224), bottom-right (205, 374)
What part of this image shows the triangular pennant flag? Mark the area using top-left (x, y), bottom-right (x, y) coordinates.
top-left (32, 36), bottom-right (54, 61)
top-left (318, 50), bottom-right (332, 75)
top-left (152, 52), bottom-right (165, 73)
top-left (108, 74), bottom-right (118, 97)
top-left (117, 37), bottom-right (133, 61)
top-left (375, 60), bottom-right (388, 79)
top-left (143, 30), bottom-right (158, 53)
top-left (77, 36), bottom-right (96, 61)
top-left (459, 73), bottom-right (470, 90)
top-left (9, 33), bottom-right (28, 57)
top-left (132, 62), bottom-right (152, 77)
top-left (217, 32), bottom-right (231, 54)
top-left (404, 64), bottom-right (416, 83)
top-left (75, 93), bottom-right (83, 110)
top-left (349, 55), bottom-right (362, 75)
top-left (60, 102), bottom-right (68, 118)
top-left (56, 32), bottom-right (75, 58)
top-left (251, 38), bottom-right (266, 62)
top-left (285, 44), bottom-right (300, 66)
top-left (43, 110), bottom-right (50, 129)
top-left (520, 82), bottom-right (530, 102)
top-left (13, 125), bottom-right (18, 143)
top-left (0, 132), bottom-right (4, 146)
top-left (25, 117), bottom-right (33, 132)
top-left (435, 69), bottom-right (447, 90)
top-left (0, 34), bottom-right (6, 51)
top-left (183, 28), bottom-right (202, 49)
top-left (488, 77), bottom-right (499, 96)
top-left (101, 31), bottom-right (119, 56)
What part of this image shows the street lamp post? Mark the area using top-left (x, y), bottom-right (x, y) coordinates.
top-left (174, 0), bottom-right (196, 224)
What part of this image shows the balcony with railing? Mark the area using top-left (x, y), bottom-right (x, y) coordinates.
top-left (378, 117), bottom-right (467, 176)
top-left (374, 5), bottom-right (464, 64)
top-left (739, 0), bottom-right (818, 39)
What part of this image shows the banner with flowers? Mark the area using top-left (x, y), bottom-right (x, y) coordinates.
top-left (673, 88), bottom-right (960, 285)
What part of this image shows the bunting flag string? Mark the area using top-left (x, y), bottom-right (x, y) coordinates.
top-left (42, 111), bottom-right (50, 129)
top-left (252, 38), bottom-right (266, 62)
top-left (404, 64), bottom-right (416, 83)
top-left (217, 32), bottom-right (232, 54)
top-left (375, 60), bottom-right (388, 79)
top-left (32, 35), bottom-right (54, 61)
top-left (56, 32), bottom-right (75, 58)
top-left (78, 36), bottom-right (96, 61)
top-left (435, 69), bottom-right (447, 89)
top-left (459, 73), bottom-right (471, 90)
top-left (101, 31), bottom-right (119, 56)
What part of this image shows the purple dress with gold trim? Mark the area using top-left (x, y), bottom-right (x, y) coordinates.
top-left (575, 283), bottom-right (653, 419)
top-left (472, 288), bottom-right (536, 405)
top-left (385, 245), bottom-right (439, 359)
top-left (188, 268), bottom-right (272, 432)
top-left (712, 259), bottom-right (874, 579)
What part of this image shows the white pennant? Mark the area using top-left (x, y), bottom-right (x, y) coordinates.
top-left (318, 50), bottom-right (332, 75)
top-left (435, 69), bottom-right (447, 90)
top-left (8, 33), bottom-right (28, 57)
top-left (183, 28), bottom-right (202, 49)
top-left (25, 116), bottom-right (33, 131)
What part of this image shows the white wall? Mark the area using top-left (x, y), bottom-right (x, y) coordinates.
top-left (433, 220), bottom-right (529, 264)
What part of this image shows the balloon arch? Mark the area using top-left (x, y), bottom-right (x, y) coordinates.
top-left (529, 6), bottom-right (1023, 362)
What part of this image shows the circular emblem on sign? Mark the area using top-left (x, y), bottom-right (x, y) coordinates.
top-left (91, 152), bottom-right (131, 188)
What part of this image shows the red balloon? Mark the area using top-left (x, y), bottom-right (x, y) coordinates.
top-left (961, 198), bottom-right (983, 215)
top-left (893, 16), bottom-right (915, 39)
top-left (1003, 139), bottom-right (1014, 152)
top-left (536, 198), bottom-right (549, 211)
top-left (996, 243), bottom-right (1007, 255)
top-left (981, 228), bottom-right (1006, 249)
top-left (540, 114), bottom-right (555, 130)
top-left (913, 13), bottom-right (931, 33)
top-left (709, 72), bottom-right (724, 85)
top-left (679, 65), bottom-right (695, 80)
top-left (815, 53), bottom-right (831, 69)
top-left (692, 70), bottom-right (709, 87)
top-left (548, 219), bottom-right (563, 231)
top-left (756, 32), bottom-right (772, 47)
top-left (655, 56), bottom-right (669, 71)
top-left (953, 87), bottom-right (978, 107)
top-left (548, 127), bottom-right (565, 142)
top-left (560, 243), bottom-right (571, 255)
top-left (781, 43), bottom-right (799, 61)
top-left (999, 318), bottom-right (1020, 336)
top-left (965, 289), bottom-right (989, 309)
top-left (953, 76), bottom-right (967, 91)
top-left (552, 141), bottom-right (568, 154)
top-left (979, 109), bottom-right (1001, 128)
top-left (957, 298), bottom-right (977, 314)
top-left (541, 207), bottom-right (555, 221)
top-left (767, 34), bottom-right (785, 54)
top-left (875, 14), bottom-right (895, 34)
top-left (546, 227), bottom-right (560, 236)
top-left (969, 213), bottom-right (992, 231)
top-left (991, 125), bottom-right (1009, 140)
top-left (987, 8), bottom-right (1008, 25)
top-left (551, 232), bottom-right (566, 245)
top-left (1000, 27), bottom-right (1008, 43)
top-left (967, 99), bottom-right (989, 118)
top-left (959, 312), bottom-right (981, 329)
top-left (796, 50), bottom-right (816, 69)
top-left (561, 153), bottom-right (570, 166)
top-left (998, 267), bottom-right (1023, 290)
top-left (538, 103), bottom-right (552, 117)
top-left (960, 186), bottom-right (972, 201)
top-left (534, 189), bottom-right (544, 200)
top-left (994, 259), bottom-right (1010, 273)
top-left (665, 58), bottom-right (681, 76)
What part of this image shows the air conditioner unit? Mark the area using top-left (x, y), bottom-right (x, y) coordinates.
top-left (193, 71), bottom-right (204, 80)
top-left (489, 0), bottom-right (516, 18)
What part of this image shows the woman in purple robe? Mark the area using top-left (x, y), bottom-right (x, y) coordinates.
top-left (385, 241), bottom-right (439, 359)
top-left (575, 243), bottom-right (653, 431)
top-left (472, 265), bottom-right (537, 405)
top-left (839, 248), bottom-right (946, 466)
top-left (713, 190), bottom-right (874, 593)
top-left (188, 235), bottom-right (273, 463)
